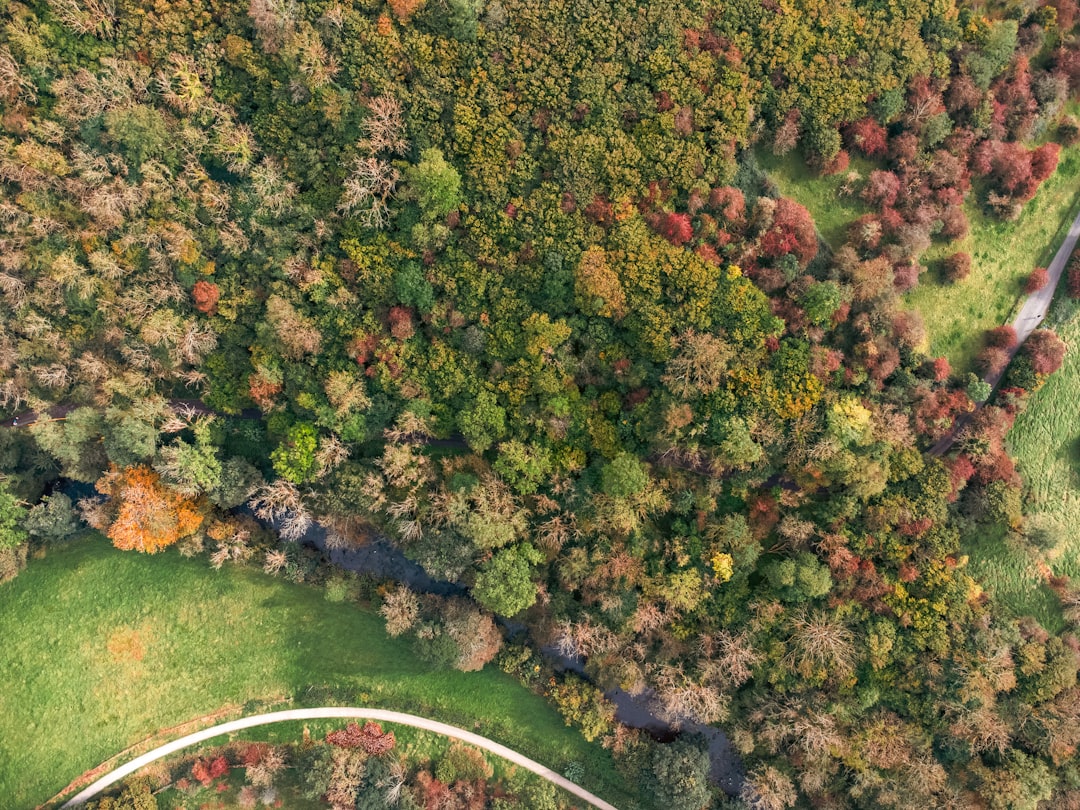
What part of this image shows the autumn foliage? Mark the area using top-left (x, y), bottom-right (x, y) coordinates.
top-left (192, 755), bottom-right (230, 786)
top-left (191, 280), bottom-right (220, 314)
top-left (326, 721), bottom-right (396, 755)
top-left (1025, 267), bottom-right (1049, 293)
top-left (92, 466), bottom-right (204, 553)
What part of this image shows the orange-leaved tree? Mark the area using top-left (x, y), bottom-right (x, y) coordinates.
top-left (91, 465), bottom-right (204, 553)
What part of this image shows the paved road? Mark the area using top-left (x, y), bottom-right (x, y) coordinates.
top-left (929, 204), bottom-right (1080, 457)
top-left (60, 707), bottom-right (620, 809)
top-left (1014, 205), bottom-right (1080, 344)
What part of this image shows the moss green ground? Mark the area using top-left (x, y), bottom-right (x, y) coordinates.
top-left (759, 122), bottom-right (1080, 374)
top-left (0, 539), bottom-right (634, 810)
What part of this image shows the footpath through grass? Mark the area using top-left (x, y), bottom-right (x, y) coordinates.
top-left (0, 539), bottom-right (632, 810)
top-left (1001, 295), bottom-right (1080, 632)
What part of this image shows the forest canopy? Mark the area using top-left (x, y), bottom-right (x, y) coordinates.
top-left (3, 0), bottom-right (1080, 807)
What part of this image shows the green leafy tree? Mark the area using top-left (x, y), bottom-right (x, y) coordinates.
top-left (271, 422), bottom-right (319, 484)
top-left (644, 738), bottom-right (712, 810)
top-left (0, 484), bottom-right (28, 550)
top-left (24, 493), bottom-right (79, 544)
top-left (600, 452), bottom-right (649, 498)
top-left (404, 148), bottom-right (462, 220)
top-left (393, 261), bottom-right (435, 311)
top-left (964, 373), bottom-right (992, 403)
top-left (472, 543), bottom-right (543, 616)
top-left (459, 390), bottom-right (508, 453)
top-left (765, 552), bottom-right (833, 602)
top-left (800, 281), bottom-right (842, 327)
top-left (104, 408), bottom-right (160, 469)
top-left (155, 433), bottom-right (222, 498)
top-left (492, 440), bottom-right (551, 495)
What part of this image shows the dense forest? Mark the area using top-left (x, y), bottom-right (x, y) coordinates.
top-left (3, 0), bottom-right (1080, 806)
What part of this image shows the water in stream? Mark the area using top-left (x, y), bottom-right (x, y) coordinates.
top-left (298, 521), bottom-right (746, 794)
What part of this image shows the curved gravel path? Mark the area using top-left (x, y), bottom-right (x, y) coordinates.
top-left (60, 707), bottom-right (620, 809)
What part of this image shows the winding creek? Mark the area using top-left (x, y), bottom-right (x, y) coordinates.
top-left (295, 519), bottom-right (746, 795)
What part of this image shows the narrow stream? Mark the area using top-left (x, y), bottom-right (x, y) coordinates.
top-left (298, 521), bottom-right (746, 794)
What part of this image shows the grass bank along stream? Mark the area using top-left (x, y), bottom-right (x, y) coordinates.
top-left (0, 538), bottom-right (633, 810)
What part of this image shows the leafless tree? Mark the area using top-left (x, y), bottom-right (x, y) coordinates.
top-left (49, 0), bottom-right (116, 39)
top-left (361, 96), bottom-right (408, 155)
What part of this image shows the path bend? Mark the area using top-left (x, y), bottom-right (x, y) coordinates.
top-left (59, 707), bottom-right (620, 810)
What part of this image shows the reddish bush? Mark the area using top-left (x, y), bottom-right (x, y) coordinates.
top-left (326, 721), bottom-right (397, 754)
top-left (888, 132), bottom-right (920, 165)
top-left (943, 252), bottom-right (971, 283)
top-left (1052, 0), bottom-right (1079, 32)
top-left (986, 325), bottom-right (1018, 349)
top-left (388, 305), bottom-right (415, 340)
top-left (584, 195), bottom-right (614, 227)
top-left (938, 206), bottom-right (969, 241)
top-left (914, 388), bottom-right (973, 440)
top-left (946, 73), bottom-right (984, 116)
top-left (847, 214), bottom-right (882, 252)
top-left (1068, 259), bottom-right (1080, 298)
top-left (893, 261), bottom-right (921, 293)
top-left (821, 149), bottom-right (850, 176)
top-left (1025, 329), bottom-right (1067, 375)
top-left (944, 127), bottom-right (978, 160)
top-left (879, 206), bottom-right (905, 234)
top-left (1024, 267), bottom-right (1049, 294)
top-left (758, 198), bottom-right (818, 266)
top-left (970, 139), bottom-right (999, 177)
top-left (1031, 143), bottom-right (1061, 182)
top-left (945, 454), bottom-right (976, 500)
top-left (659, 211), bottom-right (693, 246)
top-left (926, 149), bottom-right (969, 191)
top-left (977, 345), bottom-right (1011, 377)
top-left (862, 170), bottom-right (900, 208)
top-left (709, 185), bottom-right (746, 224)
top-left (192, 755), bottom-right (230, 787)
top-left (844, 117), bottom-right (888, 157)
top-left (191, 280), bottom-right (220, 314)
top-left (930, 356), bottom-right (951, 382)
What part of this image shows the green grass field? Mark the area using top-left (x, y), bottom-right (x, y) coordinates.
top-left (758, 123), bottom-right (1080, 374)
top-left (999, 296), bottom-right (1080, 632)
top-left (0, 539), bottom-right (634, 810)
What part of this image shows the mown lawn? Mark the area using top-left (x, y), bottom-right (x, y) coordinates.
top-left (757, 118), bottom-right (1080, 374)
top-left (0, 539), bottom-right (634, 810)
top-left (1001, 295), bottom-right (1080, 633)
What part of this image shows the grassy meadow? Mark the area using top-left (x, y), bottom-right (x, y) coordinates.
top-left (1000, 295), bottom-right (1080, 632)
top-left (0, 539), bottom-right (633, 810)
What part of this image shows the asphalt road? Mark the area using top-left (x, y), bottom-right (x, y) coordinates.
top-left (60, 707), bottom-right (620, 810)
top-left (1013, 204), bottom-right (1080, 345)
